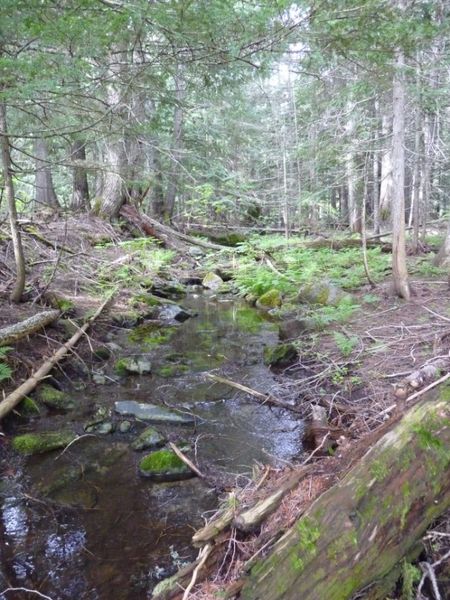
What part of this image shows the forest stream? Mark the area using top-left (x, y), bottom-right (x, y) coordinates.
top-left (0, 292), bottom-right (303, 600)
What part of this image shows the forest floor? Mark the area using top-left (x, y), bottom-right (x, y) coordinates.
top-left (1, 214), bottom-right (450, 599)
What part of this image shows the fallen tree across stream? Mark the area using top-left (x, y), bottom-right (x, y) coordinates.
top-left (152, 383), bottom-right (450, 600)
top-left (0, 310), bottom-right (60, 346)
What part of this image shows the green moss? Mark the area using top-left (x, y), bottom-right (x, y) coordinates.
top-left (256, 288), bottom-right (282, 309)
top-left (18, 396), bottom-right (41, 416)
top-left (370, 459), bottom-right (389, 481)
top-left (114, 358), bottom-right (128, 375)
top-left (263, 343), bottom-right (297, 367)
top-left (35, 384), bottom-right (74, 410)
top-left (138, 449), bottom-right (192, 480)
top-left (156, 364), bottom-right (189, 378)
top-left (12, 431), bottom-right (75, 455)
top-left (439, 382), bottom-right (450, 401)
top-left (296, 517), bottom-right (321, 556)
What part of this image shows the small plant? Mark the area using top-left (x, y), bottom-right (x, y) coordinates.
top-left (401, 559), bottom-right (421, 600)
top-left (0, 347), bottom-right (13, 383)
top-left (333, 332), bottom-right (359, 357)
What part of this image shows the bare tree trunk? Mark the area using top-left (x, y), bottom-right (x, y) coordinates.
top-left (0, 101), bottom-right (26, 303)
top-left (345, 112), bottom-right (361, 233)
top-left (391, 41), bottom-right (410, 300)
top-left (411, 110), bottom-right (422, 253)
top-left (379, 109), bottom-right (393, 227)
top-left (421, 113), bottom-right (432, 240)
top-left (34, 138), bottom-right (59, 210)
top-left (372, 101), bottom-right (380, 234)
top-left (165, 63), bottom-right (185, 222)
top-left (70, 139), bottom-right (90, 211)
top-left (99, 140), bottom-right (125, 217)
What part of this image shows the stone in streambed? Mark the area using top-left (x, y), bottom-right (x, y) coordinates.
top-left (35, 384), bottom-right (74, 411)
top-left (202, 272), bottom-right (223, 290)
top-left (297, 280), bottom-right (350, 306)
top-left (115, 357), bottom-right (152, 375)
top-left (12, 431), bottom-right (76, 455)
top-left (114, 401), bottom-right (194, 424)
top-left (131, 426), bottom-right (166, 451)
top-left (138, 449), bottom-right (194, 481)
top-left (279, 318), bottom-right (317, 341)
top-left (264, 343), bottom-right (297, 367)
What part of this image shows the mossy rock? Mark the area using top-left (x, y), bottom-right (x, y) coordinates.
top-left (17, 396), bottom-right (41, 416)
top-left (131, 426), bottom-right (166, 451)
top-left (138, 449), bottom-right (194, 481)
top-left (297, 281), bottom-right (350, 306)
top-left (115, 357), bottom-right (152, 376)
top-left (151, 281), bottom-right (186, 298)
top-left (156, 364), bottom-right (189, 378)
top-left (279, 318), bottom-right (317, 340)
top-left (35, 384), bottom-right (74, 411)
top-left (202, 272), bottom-right (223, 290)
top-left (93, 345), bottom-right (112, 361)
top-left (256, 289), bottom-right (282, 310)
top-left (264, 343), bottom-right (297, 367)
top-left (12, 431), bottom-right (76, 455)
top-left (111, 311), bottom-right (142, 327)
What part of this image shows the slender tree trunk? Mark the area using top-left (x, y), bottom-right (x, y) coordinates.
top-left (70, 139), bottom-right (90, 211)
top-left (411, 110), bottom-right (422, 253)
top-left (99, 140), bottom-right (125, 217)
top-left (379, 110), bottom-right (393, 228)
top-left (34, 138), bottom-right (59, 209)
top-left (165, 63), bottom-right (185, 222)
top-left (391, 41), bottom-right (410, 299)
top-left (421, 113), bottom-right (432, 240)
top-left (372, 101), bottom-right (380, 234)
top-left (345, 112), bottom-right (361, 233)
top-left (0, 102), bottom-right (25, 303)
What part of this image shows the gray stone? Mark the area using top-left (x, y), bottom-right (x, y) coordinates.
top-left (114, 401), bottom-right (194, 424)
top-left (131, 426), bottom-right (166, 451)
top-left (158, 304), bottom-right (191, 323)
top-left (202, 272), bottom-right (223, 290)
top-left (279, 318), bottom-right (317, 340)
top-left (297, 281), bottom-right (350, 306)
top-left (119, 420), bottom-right (132, 433)
top-left (116, 357), bottom-right (152, 375)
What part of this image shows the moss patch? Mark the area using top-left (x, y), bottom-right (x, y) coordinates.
top-left (35, 384), bottom-right (74, 411)
top-left (138, 449), bottom-right (194, 481)
top-left (264, 343), bottom-right (297, 367)
top-left (12, 431), bottom-right (75, 455)
top-left (18, 396), bottom-right (41, 416)
top-left (256, 289), bottom-right (282, 310)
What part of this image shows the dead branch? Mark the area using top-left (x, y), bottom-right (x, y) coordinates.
top-left (0, 310), bottom-right (60, 346)
top-left (168, 442), bottom-right (205, 479)
top-left (206, 373), bottom-right (302, 414)
top-left (0, 294), bottom-right (114, 420)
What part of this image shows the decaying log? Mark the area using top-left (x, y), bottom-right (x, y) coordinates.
top-left (192, 506), bottom-right (235, 547)
top-left (394, 358), bottom-right (450, 400)
top-left (239, 386), bottom-right (450, 600)
top-left (234, 467), bottom-right (312, 533)
top-left (119, 205), bottom-right (226, 252)
top-left (303, 405), bottom-right (335, 453)
top-left (0, 310), bottom-right (60, 346)
top-left (0, 294), bottom-right (113, 420)
top-left (206, 373), bottom-right (302, 414)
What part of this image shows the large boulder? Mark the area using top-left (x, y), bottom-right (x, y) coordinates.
top-left (263, 343), bottom-right (297, 367)
top-left (114, 400), bottom-right (194, 424)
top-left (138, 449), bottom-right (194, 481)
top-left (297, 281), bottom-right (349, 306)
top-left (279, 318), bottom-right (317, 341)
top-left (115, 357), bottom-right (152, 375)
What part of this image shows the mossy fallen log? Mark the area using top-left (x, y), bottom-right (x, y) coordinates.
top-left (240, 385), bottom-right (450, 600)
top-left (0, 310), bottom-right (60, 346)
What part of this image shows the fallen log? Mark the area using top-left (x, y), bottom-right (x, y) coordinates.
top-left (0, 310), bottom-right (60, 346)
top-left (119, 205), bottom-right (226, 252)
top-left (0, 294), bottom-right (113, 420)
top-left (239, 385), bottom-right (450, 600)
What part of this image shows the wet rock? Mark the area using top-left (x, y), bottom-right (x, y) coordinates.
top-left (92, 373), bottom-right (107, 385)
top-left (279, 318), bottom-right (317, 341)
top-left (202, 272), bottom-right (223, 290)
top-left (111, 311), bottom-right (141, 327)
top-left (105, 342), bottom-right (122, 353)
top-left (244, 293), bottom-right (258, 306)
top-left (114, 401), bottom-right (194, 424)
top-left (12, 431), bottom-right (76, 455)
top-left (188, 246), bottom-right (204, 258)
top-left (115, 357), bottom-right (152, 375)
top-left (263, 343), bottom-right (297, 367)
top-left (85, 421), bottom-right (114, 435)
top-left (138, 449), bottom-right (194, 481)
top-left (156, 364), bottom-right (189, 378)
top-left (297, 281), bottom-right (350, 306)
top-left (151, 281), bottom-right (186, 299)
top-left (35, 384), bottom-right (74, 411)
top-left (256, 289), bottom-right (282, 310)
top-left (119, 420), bottom-right (132, 433)
top-left (17, 396), bottom-right (41, 416)
top-left (157, 304), bottom-right (192, 323)
top-left (93, 345), bottom-right (111, 361)
top-left (131, 426), bottom-right (166, 451)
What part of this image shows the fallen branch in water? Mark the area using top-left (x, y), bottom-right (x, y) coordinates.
top-left (168, 442), bottom-right (205, 479)
top-left (206, 373), bottom-right (302, 414)
top-left (0, 293), bottom-right (114, 420)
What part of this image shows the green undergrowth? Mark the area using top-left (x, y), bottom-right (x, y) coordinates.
top-left (90, 237), bottom-right (175, 296)
top-left (232, 236), bottom-right (391, 297)
top-left (0, 346), bottom-right (13, 383)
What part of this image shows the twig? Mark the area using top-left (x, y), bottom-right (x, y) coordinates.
top-left (0, 588), bottom-right (54, 600)
top-left (182, 544), bottom-right (212, 600)
top-left (54, 434), bottom-right (96, 460)
top-left (168, 442), bottom-right (205, 479)
top-left (422, 305), bottom-right (450, 323)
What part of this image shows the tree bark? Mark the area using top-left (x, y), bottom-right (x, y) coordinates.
top-left (165, 63), bottom-right (185, 222)
top-left (34, 138), bottom-right (59, 209)
top-left (0, 310), bottom-right (60, 346)
top-left (391, 42), bottom-right (410, 300)
top-left (70, 139), bottom-right (90, 211)
top-left (240, 388), bottom-right (450, 600)
top-left (379, 109), bottom-right (393, 227)
top-left (0, 101), bottom-right (26, 303)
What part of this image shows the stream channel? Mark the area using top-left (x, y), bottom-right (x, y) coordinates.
top-left (1, 291), bottom-right (303, 599)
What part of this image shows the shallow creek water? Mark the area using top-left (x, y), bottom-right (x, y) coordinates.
top-left (0, 292), bottom-right (303, 599)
